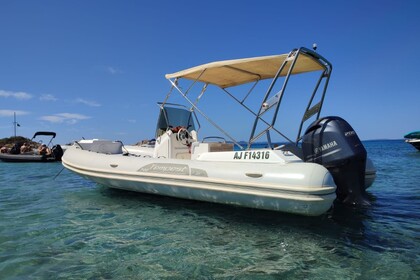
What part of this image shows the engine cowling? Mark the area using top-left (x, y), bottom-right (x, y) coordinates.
top-left (52, 144), bottom-right (64, 161)
top-left (302, 116), bottom-right (370, 206)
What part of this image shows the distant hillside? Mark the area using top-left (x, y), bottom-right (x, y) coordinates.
top-left (0, 136), bottom-right (39, 148)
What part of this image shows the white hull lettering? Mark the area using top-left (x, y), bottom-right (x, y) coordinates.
top-left (314, 141), bottom-right (338, 155)
top-left (345, 130), bottom-right (356, 137)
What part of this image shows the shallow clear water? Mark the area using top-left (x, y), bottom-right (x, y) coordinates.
top-left (0, 140), bottom-right (418, 279)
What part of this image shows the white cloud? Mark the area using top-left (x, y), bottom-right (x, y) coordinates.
top-left (40, 113), bottom-right (90, 124)
top-left (40, 115), bottom-right (64, 123)
top-left (106, 66), bottom-right (122, 75)
top-left (0, 110), bottom-right (29, 117)
top-left (0, 90), bottom-right (32, 100)
top-left (75, 98), bottom-right (101, 107)
top-left (40, 94), bottom-right (57, 101)
top-left (57, 113), bottom-right (90, 119)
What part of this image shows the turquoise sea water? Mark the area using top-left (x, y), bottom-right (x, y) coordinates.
top-left (0, 140), bottom-right (419, 279)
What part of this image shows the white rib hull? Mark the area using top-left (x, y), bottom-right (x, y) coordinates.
top-left (62, 145), bottom-right (337, 216)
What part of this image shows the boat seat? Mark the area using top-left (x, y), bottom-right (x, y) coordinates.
top-left (191, 142), bottom-right (233, 159)
top-left (77, 140), bottom-right (123, 154)
top-left (197, 136), bottom-right (233, 152)
top-left (208, 142), bottom-right (233, 152)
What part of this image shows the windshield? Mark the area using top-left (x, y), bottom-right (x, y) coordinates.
top-left (155, 106), bottom-right (196, 138)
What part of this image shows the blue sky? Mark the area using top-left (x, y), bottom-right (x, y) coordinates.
top-left (1, 0), bottom-right (419, 144)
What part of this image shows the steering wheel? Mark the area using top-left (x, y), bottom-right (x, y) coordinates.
top-left (176, 127), bottom-right (192, 146)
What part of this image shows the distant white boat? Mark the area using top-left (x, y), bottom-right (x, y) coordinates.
top-left (63, 47), bottom-right (376, 216)
top-left (404, 131), bottom-right (420, 151)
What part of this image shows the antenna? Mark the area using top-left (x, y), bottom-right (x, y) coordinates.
top-left (13, 112), bottom-right (20, 137)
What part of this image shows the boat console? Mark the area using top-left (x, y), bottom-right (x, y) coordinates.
top-left (153, 129), bottom-right (192, 159)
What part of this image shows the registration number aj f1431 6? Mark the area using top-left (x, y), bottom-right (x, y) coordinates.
top-left (233, 151), bottom-right (270, 160)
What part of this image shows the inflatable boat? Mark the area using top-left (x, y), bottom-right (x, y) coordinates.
top-left (63, 46), bottom-right (376, 216)
top-left (0, 131), bottom-right (63, 162)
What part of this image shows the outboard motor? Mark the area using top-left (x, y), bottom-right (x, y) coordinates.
top-left (302, 116), bottom-right (370, 206)
top-left (51, 144), bottom-right (64, 161)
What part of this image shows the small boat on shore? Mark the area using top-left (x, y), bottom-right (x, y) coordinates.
top-left (0, 131), bottom-right (64, 162)
top-left (404, 131), bottom-right (420, 151)
top-left (63, 46), bottom-right (376, 216)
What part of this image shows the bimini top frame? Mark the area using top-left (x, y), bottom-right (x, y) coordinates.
top-left (31, 131), bottom-right (57, 147)
top-left (164, 47), bottom-right (332, 150)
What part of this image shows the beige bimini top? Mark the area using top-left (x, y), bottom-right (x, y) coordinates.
top-left (165, 52), bottom-right (324, 88)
